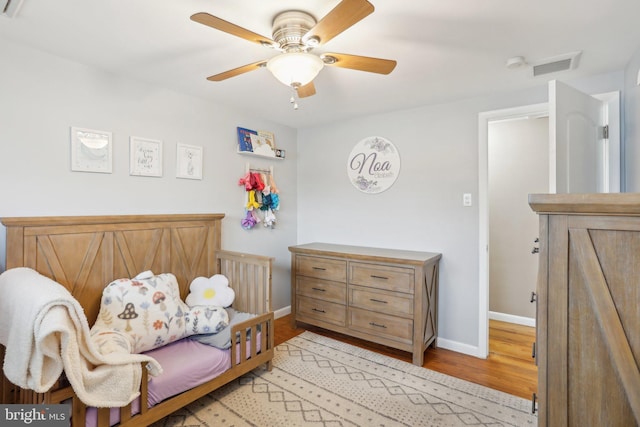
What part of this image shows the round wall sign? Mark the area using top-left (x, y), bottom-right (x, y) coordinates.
top-left (347, 136), bottom-right (400, 194)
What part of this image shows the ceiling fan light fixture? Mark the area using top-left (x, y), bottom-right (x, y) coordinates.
top-left (266, 52), bottom-right (324, 87)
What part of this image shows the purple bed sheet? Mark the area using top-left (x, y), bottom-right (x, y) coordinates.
top-left (84, 335), bottom-right (261, 427)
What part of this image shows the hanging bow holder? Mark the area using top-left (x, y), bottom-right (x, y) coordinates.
top-left (238, 163), bottom-right (280, 230)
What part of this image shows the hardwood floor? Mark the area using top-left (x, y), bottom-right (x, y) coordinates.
top-left (275, 315), bottom-right (537, 400)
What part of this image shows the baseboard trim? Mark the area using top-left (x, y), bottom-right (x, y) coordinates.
top-left (275, 305), bottom-right (291, 319)
top-left (437, 337), bottom-right (485, 359)
top-left (489, 311), bottom-right (535, 327)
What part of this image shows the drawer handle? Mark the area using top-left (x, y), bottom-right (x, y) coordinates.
top-left (369, 298), bottom-right (388, 304)
top-left (369, 322), bottom-right (387, 329)
top-left (312, 308), bottom-right (326, 313)
top-left (312, 287), bottom-right (326, 292)
top-left (370, 275), bottom-right (389, 280)
top-left (312, 267), bottom-right (327, 271)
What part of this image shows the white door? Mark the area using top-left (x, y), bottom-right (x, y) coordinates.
top-left (549, 80), bottom-right (610, 193)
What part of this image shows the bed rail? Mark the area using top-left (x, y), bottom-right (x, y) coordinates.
top-left (111, 312), bottom-right (274, 427)
top-left (217, 249), bottom-right (273, 315)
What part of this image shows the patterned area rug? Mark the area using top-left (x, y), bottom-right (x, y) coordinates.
top-left (152, 331), bottom-right (537, 426)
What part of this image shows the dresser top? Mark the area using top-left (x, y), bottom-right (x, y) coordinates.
top-left (289, 242), bottom-right (441, 266)
top-left (529, 193), bottom-right (640, 215)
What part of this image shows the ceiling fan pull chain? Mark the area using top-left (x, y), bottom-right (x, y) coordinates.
top-left (290, 86), bottom-right (299, 110)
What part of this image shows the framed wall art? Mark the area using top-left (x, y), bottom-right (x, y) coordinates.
top-left (70, 127), bottom-right (113, 173)
top-left (176, 143), bottom-right (203, 180)
top-left (130, 136), bottom-right (163, 177)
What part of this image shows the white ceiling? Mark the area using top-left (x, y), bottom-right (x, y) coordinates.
top-left (2, 0), bottom-right (640, 129)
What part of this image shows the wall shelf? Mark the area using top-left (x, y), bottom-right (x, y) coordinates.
top-left (238, 150), bottom-right (284, 160)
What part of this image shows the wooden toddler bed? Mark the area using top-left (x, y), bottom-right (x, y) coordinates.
top-left (0, 214), bottom-right (275, 427)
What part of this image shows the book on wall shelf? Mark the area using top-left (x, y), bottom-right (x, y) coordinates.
top-left (236, 126), bottom-right (285, 159)
top-left (237, 127), bottom-right (256, 153)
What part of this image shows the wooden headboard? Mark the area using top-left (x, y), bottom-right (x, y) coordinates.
top-left (1, 214), bottom-right (227, 325)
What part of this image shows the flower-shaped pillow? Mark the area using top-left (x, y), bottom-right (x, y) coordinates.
top-left (185, 274), bottom-right (235, 308)
top-left (91, 271), bottom-right (189, 353)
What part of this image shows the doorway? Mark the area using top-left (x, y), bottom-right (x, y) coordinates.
top-left (478, 102), bottom-right (548, 358)
top-left (478, 85), bottom-right (621, 358)
top-left (488, 115), bottom-right (549, 326)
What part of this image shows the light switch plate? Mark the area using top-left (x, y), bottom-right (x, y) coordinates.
top-left (463, 193), bottom-right (472, 207)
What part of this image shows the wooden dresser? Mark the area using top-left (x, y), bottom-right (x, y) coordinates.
top-left (289, 243), bottom-right (441, 365)
top-left (529, 194), bottom-right (640, 426)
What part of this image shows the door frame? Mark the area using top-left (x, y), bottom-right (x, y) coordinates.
top-left (477, 91), bottom-right (621, 358)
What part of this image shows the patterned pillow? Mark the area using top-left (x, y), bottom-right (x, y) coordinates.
top-left (184, 306), bottom-right (229, 335)
top-left (92, 271), bottom-right (189, 353)
top-left (190, 308), bottom-right (257, 349)
top-left (91, 329), bottom-right (134, 356)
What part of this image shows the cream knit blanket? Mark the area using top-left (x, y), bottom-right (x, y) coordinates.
top-left (0, 267), bottom-right (163, 407)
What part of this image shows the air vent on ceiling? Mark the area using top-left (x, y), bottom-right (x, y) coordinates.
top-left (2, 0), bottom-right (25, 18)
top-left (531, 51), bottom-right (582, 77)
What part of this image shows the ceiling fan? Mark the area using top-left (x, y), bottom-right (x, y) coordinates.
top-left (191, 0), bottom-right (397, 100)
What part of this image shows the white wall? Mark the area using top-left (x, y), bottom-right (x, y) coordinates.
top-left (625, 46), bottom-right (640, 191)
top-left (0, 38), bottom-right (298, 312)
top-left (297, 71), bottom-right (624, 353)
top-left (488, 117), bottom-right (549, 319)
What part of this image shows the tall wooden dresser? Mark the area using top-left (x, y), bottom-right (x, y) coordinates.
top-left (289, 243), bottom-right (441, 366)
top-left (529, 194), bottom-right (640, 426)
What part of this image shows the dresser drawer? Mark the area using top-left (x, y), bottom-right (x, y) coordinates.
top-left (297, 277), bottom-right (346, 304)
top-left (349, 307), bottom-right (413, 344)
top-left (349, 262), bottom-right (414, 294)
top-left (349, 285), bottom-right (413, 318)
top-left (296, 255), bottom-right (347, 282)
top-left (297, 295), bottom-right (346, 327)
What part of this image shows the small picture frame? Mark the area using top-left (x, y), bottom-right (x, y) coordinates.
top-left (70, 127), bottom-right (113, 173)
top-left (176, 143), bottom-right (203, 180)
top-left (130, 136), bottom-right (163, 177)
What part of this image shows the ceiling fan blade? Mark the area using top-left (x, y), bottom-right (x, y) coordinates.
top-left (321, 53), bottom-right (397, 74)
top-left (297, 82), bottom-right (316, 98)
top-left (206, 61), bottom-right (267, 81)
top-left (302, 0), bottom-right (374, 46)
top-left (191, 12), bottom-right (275, 47)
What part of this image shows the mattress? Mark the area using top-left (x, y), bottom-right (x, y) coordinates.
top-left (84, 336), bottom-right (261, 427)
